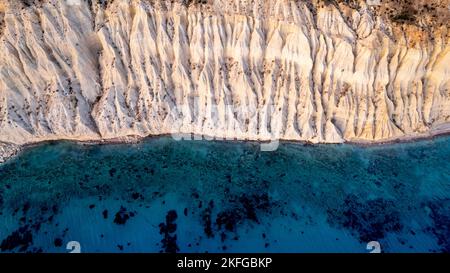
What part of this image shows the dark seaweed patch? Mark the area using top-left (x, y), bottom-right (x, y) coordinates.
top-left (327, 195), bottom-right (403, 243)
top-left (54, 238), bottom-right (62, 247)
top-left (205, 192), bottom-right (273, 242)
top-left (131, 192), bottom-right (143, 200)
top-left (216, 193), bottom-right (271, 232)
top-left (108, 168), bottom-right (117, 177)
top-left (201, 201), bottom-right (214, 238)
top-left (22, 202), bottom-right (30, 214)
top-left (425, 199), bottom-right (450, 252)
top-left (113, 206), bottom-right (135, 225)
top-left (0, 225), bottom-right (33, 252)
top-left (159, 210), bottom-right (179, 253)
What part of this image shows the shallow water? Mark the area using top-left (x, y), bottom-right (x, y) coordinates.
top-left (0, 137), bottom-right (449, 253)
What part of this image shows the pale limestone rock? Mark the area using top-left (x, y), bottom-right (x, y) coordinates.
top-left (0, 0), bottom-right (449, 158)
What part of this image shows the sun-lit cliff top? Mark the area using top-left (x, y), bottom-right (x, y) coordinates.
top-left (1, 0), bottom-right (448, 44)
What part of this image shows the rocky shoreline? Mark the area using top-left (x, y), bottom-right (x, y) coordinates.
top-left (2, 124), bottom-right (450, 165)
top-left (0, 142), bottom-right (20, 164)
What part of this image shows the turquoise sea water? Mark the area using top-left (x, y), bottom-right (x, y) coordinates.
top-left (0, 136), bottom-right (449, 253)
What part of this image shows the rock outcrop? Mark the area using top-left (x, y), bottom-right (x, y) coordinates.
top-left (0, 0), bottom-right (449, 156)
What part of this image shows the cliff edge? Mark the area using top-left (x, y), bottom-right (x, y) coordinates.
top-left (0, 0), bottom-right (449, 160)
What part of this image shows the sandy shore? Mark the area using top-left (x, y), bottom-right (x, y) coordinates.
top-left (347, 124), bottom-right (450, 147)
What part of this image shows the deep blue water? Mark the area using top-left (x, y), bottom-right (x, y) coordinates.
top-left (0, 136), bottom-right (449, 253)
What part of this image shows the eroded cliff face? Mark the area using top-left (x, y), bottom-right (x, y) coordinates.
top-left (0, 0), bottom-right (449, 156)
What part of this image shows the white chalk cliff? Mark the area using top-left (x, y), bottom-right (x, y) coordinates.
top-left (0, 0), bottom-right (449, 160)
